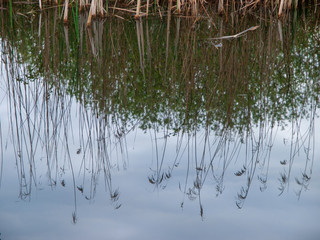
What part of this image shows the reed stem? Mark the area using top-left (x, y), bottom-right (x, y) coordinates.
top-left (80, 0), bottom-right (85, 12)
top-left (147, 0), bottom-right (150, 18)
top-left (218, 0), bottom-right (224, 15)
top-left (87, 1), bottom-right (93, 27)
top-left (5, 0), bottom-right (313, 23)
top-left (135, 0), bottom-right (141, 19)
top-left (63, 0), bottom-right (69, 23)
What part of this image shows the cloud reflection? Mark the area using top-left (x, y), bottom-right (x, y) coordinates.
top-left (0, 7), bottom-right (320, 240)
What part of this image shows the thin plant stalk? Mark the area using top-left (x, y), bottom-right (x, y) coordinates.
top-left (9, 0), bottom-right (13, 28)
top-left (98, 0), bottom-right (104, 17)
top-left (218, 0), bottom-right (224, 15)
top-left (147, 0), bottom-right (150, 18)
top-left (105, 0), bottom-right (109, 15)
top-left (72, 3), bottom-right (80, 42)
top-left (64, 0), bottom-right (69, 23)
top-left (279, 0), bottom-right (286, 17)
top-left (177, 0), bottom-right (181, 14)
top-left (80, 0), bottom-right (85, 12)
top-left (92, 0), bottom-right (97, 18)
top-left (135, 0), bottom-right (141, 19)
top-left (87, 1), bottom-right (94, 27)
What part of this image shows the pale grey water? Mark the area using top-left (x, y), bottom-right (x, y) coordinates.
top-left (0, 82), bottom-right (319, 239)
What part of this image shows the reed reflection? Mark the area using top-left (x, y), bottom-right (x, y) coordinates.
top-left (0, 8), bottom-right (319, 220)
top-left (2, 56), bottom-right (124, 223)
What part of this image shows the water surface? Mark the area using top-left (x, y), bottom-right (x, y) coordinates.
top-left (0, 8), bottom-right (320, 240)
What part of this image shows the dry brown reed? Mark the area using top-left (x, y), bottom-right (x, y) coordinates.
top-left (7, 0), bottom-right (315, 28)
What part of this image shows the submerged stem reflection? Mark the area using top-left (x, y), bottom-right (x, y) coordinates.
top-left (0, 8), bottom-right (319, 220)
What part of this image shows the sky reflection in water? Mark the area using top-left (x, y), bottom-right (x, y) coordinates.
top-left (1, 123), bottom-right (319, 240)
top-left (0, 7), bottom-right (320, 240)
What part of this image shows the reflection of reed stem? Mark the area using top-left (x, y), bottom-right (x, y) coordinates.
top-left (1, 8), bottom-right (319, 219)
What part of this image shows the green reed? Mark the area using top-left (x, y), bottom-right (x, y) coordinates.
top-left (9, 0), bottom-right (13, 27)
top-left (72, 3), bottom-right (80, 42)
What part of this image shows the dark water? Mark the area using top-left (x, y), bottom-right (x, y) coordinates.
top-left (0, 8), bottom-right (320, 240)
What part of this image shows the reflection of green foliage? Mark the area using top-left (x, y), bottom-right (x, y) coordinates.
top-left (1, 9), bottom-right (319, 135)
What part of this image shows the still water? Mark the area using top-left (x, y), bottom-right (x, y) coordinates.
top-left (0, 8), bottom-right (320, 240)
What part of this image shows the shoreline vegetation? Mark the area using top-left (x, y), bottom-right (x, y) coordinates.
top-left (0, 0), bottom-right (318, 27)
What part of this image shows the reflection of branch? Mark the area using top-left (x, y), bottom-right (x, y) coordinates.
top-left (211, 26), bottom-right (259, 40)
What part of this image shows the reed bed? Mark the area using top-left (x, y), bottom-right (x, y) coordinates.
top-left (1, 0), bottom-right (318, 28)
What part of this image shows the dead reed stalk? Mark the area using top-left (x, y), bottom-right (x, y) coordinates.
top-left (218, 0), bottom-right (224, 15)
top-left (80, 0), bottom-right (85, 12)
top-left (98, 0), bottom-right (104, 17)
top-left (10, 0), bottom-right (312, 24)
top-left (135, 0), bottom-right (141, 19)
top-left (177, 0), bottom-right (181, 14)
top-left (63, 0), bottom-right (69, 24)
top-left (87, 1), bottom-right (94, 27)
top-left (146, 0), bottom-right (150, 18)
